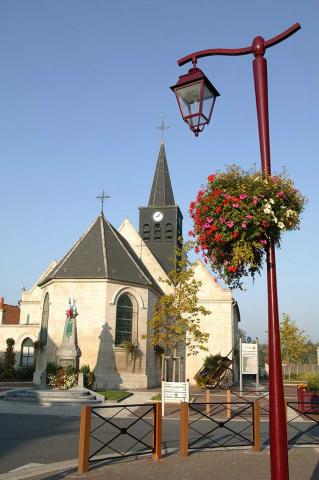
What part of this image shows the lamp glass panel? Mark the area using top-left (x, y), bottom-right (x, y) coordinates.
top-left (202, 84), bottom-right (216, 121)
top-left (176, 81), bottom-right (202, 119)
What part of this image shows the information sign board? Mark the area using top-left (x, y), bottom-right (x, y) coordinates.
top-left (161, 381), bottom-right (189, 416)
top-left (242, 343), bottom-right (258, 374)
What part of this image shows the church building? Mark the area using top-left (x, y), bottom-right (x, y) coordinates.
top-left (0, 142), bottom-right (240, 389)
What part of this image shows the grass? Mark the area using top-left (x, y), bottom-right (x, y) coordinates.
top-left (151, 393), bottom-right (161, 401)
top-left (96, 390), bottom-right (130, 401)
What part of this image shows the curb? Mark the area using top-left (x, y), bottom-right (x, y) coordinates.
top-left (0, 459), bottom-right (77, 480)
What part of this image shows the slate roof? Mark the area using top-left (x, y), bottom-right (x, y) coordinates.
top-left (148, 141), bottom-right (175, 206)
top-left (38, 215), bottom-right (162, 294)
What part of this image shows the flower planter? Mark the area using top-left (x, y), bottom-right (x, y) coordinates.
top-left (297, 388), bottom-right (319, 414)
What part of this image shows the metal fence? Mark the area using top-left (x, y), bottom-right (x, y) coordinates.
top-left (78, 403), bottom-right (161, 473)
top-left (287, 402), bottom-right (319, 446)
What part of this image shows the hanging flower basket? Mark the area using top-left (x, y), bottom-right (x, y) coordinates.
top-left (189, 165), bottom-right (306, 289)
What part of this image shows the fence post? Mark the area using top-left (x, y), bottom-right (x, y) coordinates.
top-left (78, 405), bottom-right (91, 473)
top-left (252, 400), bottom-right (260, 452)
top-left (226, 389), bottom-right (231, 418)
top-left (180, 402), bottom-right (189, 457)
top-left (153, 402), bottom-right (162, 460)
top-left (205, 388), bottom-right (211, 416)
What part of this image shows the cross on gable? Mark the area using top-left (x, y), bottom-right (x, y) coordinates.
top-left (157, 114), bottom-right (170, 140)
top-left (96, 190), bottom-right (110, 215)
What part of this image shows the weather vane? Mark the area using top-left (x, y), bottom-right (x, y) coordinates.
top-left (157, 114), bottom-right (170, 141)
top-left (96, 190), bottom-right (110, 215)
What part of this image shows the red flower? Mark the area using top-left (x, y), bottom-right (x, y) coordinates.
top-left (232, 231), bottom-right (239, 239)
top-left (195, 246), bottom-right (200, 254)
top-left (227, 266), bottom-right (237, 272)
top-left (215, 206), bottom-right (222, 213)
top-left (208, 174), bottom-right (215, 182)
top-left (214, 233), bottom-right (223, 241)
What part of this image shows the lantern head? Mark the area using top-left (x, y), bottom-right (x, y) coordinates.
top-left (170, 67), bottom-right (220, 137)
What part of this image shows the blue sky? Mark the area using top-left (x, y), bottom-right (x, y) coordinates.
top-left (0, 1), bottom-right (318, 342)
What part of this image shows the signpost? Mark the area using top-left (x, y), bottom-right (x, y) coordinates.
top-left (161, 380), bottom-right (190, 416)
top-left (239, 338), bottom-right (259, 392)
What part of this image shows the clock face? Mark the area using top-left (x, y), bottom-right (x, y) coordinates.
top-left (152, 211), bottom-right (164, 222)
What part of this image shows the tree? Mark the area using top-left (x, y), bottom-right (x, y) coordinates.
top-left (4, 338), bottom-right (15, 379)
top-left (280, 314), bottom-right (309, 380)
top-left (147, 242), bottom-right (210, 379)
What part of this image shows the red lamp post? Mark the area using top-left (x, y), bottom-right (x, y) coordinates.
top-left (171, 23), bottom-right (301, 480)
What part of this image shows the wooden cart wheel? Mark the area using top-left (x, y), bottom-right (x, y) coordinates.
top-left (220, 368), bottom-right (233, 389)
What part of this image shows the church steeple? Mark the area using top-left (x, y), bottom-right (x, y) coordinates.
top-left (139, 142), bottom-right (183, 275)
top-left (148, 142), bottom-right (175, 207)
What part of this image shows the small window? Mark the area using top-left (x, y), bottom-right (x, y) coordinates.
top-left (142, 223), bottom-right (150, 241)
top-left (21, 338), bottom-right (34, 367)
top-left (165, 223), bottom-right (173, 241)
top-left (154, 223), bottom-right (161, 241)
top-left (115, 294), bottom-right (133, 346)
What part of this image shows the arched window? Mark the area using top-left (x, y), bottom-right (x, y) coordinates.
top-left (21, 338), bottom-right (34, 367)
top-left (165, 223), bottom-right (173, 241)
top-left (154, 223), bottom-right (161, 241)
top-left (115, 294), bottom-right (134, 346)
top-left (39, 293), bottom-right (49, 347)
top-left (142, 223), bottom-right (150, 241)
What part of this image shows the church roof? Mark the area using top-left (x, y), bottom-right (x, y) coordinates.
top-left (38, 215), bottom-right (162, 293)
top-left (148, 142), bottom-right (175, 206)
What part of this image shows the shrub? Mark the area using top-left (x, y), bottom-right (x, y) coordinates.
top-left (15, 367), bottom-right (35, 381)
top-left (79, 365), bottom-right (95, 389)
top-left (305, 373), bottom-right (319, 392)
top-left (46, 361), bottom-right (59, 376)
top-left (4, 338), bottom-right (15, 379)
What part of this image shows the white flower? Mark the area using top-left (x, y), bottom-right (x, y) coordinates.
top-left (269, 198), bottom-right (274, 204)
top-left (278, 222), bottom-right (285, 229)
top-left (273, 217), bottom-right (278, 223)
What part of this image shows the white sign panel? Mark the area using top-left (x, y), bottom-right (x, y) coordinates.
top-left (242, 343), bottom-right (258, 374)
top-left (161, 381), bottom-right (189, 416)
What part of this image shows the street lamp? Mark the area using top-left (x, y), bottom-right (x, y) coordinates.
top-left (170, 65), bottom-right (220, 136)
top-left (171, 23), bottom-right (301, 480)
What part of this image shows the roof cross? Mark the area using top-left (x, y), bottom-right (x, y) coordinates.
top-left (96, 190), bottom-right (110, 215)
top-left (157, 114), bottom-right (170, 141)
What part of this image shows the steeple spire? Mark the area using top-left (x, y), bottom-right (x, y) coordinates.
top-left (148, 143), bottom-right (175, 207)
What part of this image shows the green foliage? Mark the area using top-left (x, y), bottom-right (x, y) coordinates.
top-left (79, 365), bottom-right (95, 389)
top-left (46, 362), bottom-right (59, 376)
top-left (305, 373), bottom-right (319, 392)
top-left (147, 242), bottom-right (210, 357)
top-left (4, 338), bottom-right (15, 379)
top-left (15, 367), bottom-right (35, 381)
top-left (190, 165), bottom-right (306, 289)
top-left (195, 353), bottom-right (232, 388)
top-left (280, 314), bottom-right (309, 380)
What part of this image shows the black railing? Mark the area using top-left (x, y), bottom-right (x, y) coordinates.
top-left (89, 403), bottom-right (156, 461)
top-left (188, 402), bottom-right (254, 450)
top-left (287, 402), bottom-right (319, 446)
top-left (231, 389), bottom-right (269, 416)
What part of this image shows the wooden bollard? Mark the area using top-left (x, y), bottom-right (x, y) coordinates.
top-left (253, 400), bottom-right (261, 452)
top-left (226, 389), bottom-right (231, 418)
top-left (205, 388), bottom-right (211, 416)
top-left (180, 402), bottom-right (189, 457)
top-left (153, 402), bottom-right (162, 460)
top-left (78, 405), bottom-right (91, 473)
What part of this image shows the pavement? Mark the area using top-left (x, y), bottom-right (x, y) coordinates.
top-left (3, 448), bottom-right (319, 480)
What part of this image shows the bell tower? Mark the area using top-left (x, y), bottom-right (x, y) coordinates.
top-left (139, 141), bottom-right (183, 275)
